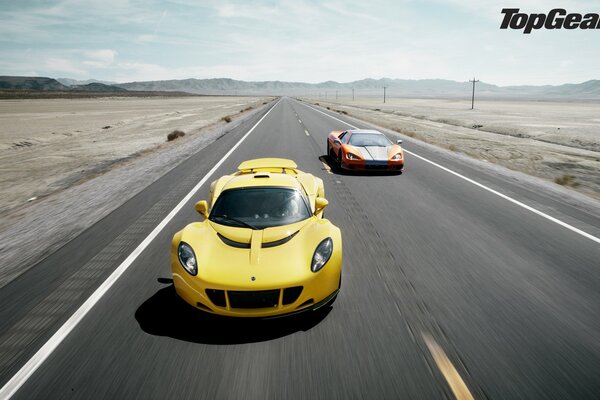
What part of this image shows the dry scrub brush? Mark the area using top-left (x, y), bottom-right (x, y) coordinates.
top-left (554, 174), bottom-right (579, 187)
top-left (167, 130), bottom-right (185, 141)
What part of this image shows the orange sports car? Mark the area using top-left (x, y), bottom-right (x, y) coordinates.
top-left (327, 129), bottom-right (404, 172)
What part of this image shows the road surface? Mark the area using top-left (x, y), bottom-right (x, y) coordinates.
top-left (0, 98), bottom-right (598, 399)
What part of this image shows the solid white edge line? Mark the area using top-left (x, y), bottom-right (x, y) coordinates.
top-left (299, 101), bottom-right (600, 245)
top-left (0, 99), bottom-right (282, 400)
top-left (404, 150), bottom-right (600, 244)
top-left (302, 102), bottom-right (358, 129)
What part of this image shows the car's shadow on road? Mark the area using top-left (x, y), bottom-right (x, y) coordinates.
top-left (318, 155), bottom-right (403, 176)
top-left (135, 281), bottom-right (331, 345)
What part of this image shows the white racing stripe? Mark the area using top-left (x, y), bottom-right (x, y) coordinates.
top-left (0, 99), bottom-right (281, 400)
top-left (300, 101), bottom-right (600, 245)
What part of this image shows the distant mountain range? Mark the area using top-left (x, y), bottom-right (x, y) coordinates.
top-left (0, 76), bottom-right (125, 92)
top-left (57, 78), bottom-right (118, 87)
top-left (1, 76), bottom-right (599, 99)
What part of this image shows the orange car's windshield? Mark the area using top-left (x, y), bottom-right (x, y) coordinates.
top-left (349, 133), bottom-right (392, 147)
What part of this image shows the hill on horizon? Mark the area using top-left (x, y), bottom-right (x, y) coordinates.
top-left (0, 76), bottom-right (126, 92)
top-left (115, 77), bottom-right (600, 99)
top-left (1, 76), bottom-right (599, 99)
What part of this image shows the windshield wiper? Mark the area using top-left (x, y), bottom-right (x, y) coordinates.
top-left (210, 214), bottom-right (258, 230)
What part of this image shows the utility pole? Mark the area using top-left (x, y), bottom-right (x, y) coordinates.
top-left (352, 88), bottom-right (354, 101)
top-left (383, 86), bottom-right (387, 103)
top-left (469, 77), bottom-right (479, 109)
top-left (336, 90), bottom-right (338, 100)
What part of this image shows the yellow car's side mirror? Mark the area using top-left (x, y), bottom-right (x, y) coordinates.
top-left (195, 200), bottom-right (208, 218)
top-left (314, 197), bottom-right (328, 216)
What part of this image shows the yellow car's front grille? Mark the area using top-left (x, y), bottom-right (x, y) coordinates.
top-left (205, 289), bottom-right (226, 307)
top-left (205, 286), bottom-right (303, 309)
top-left (228, 289), bottom-right (280, 308)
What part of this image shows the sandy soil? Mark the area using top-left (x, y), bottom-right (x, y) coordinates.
top-left (0, 96), bottom-right (270, 215)
top-left (0, 99), bottom-right (273, 287)
top-left (301, 97), bottom-right (600, 199)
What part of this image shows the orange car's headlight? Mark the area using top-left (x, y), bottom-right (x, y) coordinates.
top-left (346, 152), bottom-right (360, 160)
top-left (391, 153), bottom-right (403, 160)
top-left (178, 242), bottom-right (198, 276)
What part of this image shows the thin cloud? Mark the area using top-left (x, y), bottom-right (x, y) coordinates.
top-left (44, 58), bottom-right (87, 76)
top-left (0, 0), bottom-right (597, 85)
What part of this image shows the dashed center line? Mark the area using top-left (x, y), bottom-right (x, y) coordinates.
top-left (305, 130), bottom-right (310, 136)
top-left (318, 156), bottom-right (332, 174)
top-left (422, 333), bottom-right (474, 400)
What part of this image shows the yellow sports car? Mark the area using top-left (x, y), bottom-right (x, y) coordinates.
top-left (171, 158), bottom-right (342, 317)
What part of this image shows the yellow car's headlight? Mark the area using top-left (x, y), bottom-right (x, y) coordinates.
top-left (178, 242), bottom-right (197, 276)
top-left (311, 238), bottom-right (333, 272)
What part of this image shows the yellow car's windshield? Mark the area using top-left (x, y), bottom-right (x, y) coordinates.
top-left (209, 187), bottom-right (311, 229)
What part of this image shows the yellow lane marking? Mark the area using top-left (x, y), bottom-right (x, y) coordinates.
top-left (305, 130), bottom-right (310, 136)
top-left (422, 333), bottom-right (474, 400)
top-left (319, 157), bottom-right (332, 174)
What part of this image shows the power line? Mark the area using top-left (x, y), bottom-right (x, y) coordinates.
top-left (469, 77), bottom-right (479, 110)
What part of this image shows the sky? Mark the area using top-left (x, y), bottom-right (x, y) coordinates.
top-left (0, 0), bottom-right (598, 86)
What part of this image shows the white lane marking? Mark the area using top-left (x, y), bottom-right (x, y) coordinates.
top-left (405, 150), bottom-right (600, 244)
top-left (299, 101), bottom-right (600, 244)
top-left (305, 130), bottom-right (310, 136)
top-left (298, 119), bottom-right (302, 123)
top-left (422, 333), bottom-right (475, 400)
top-left (302, 103), bottom-right (358, 129)
top-left (0, 100), bottom-right (282, 400)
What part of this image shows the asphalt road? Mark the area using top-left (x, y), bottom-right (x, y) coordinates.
top-left (1, 98), bottom-right (599, 399)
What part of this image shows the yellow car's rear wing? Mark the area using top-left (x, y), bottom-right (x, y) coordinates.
top-left (237, 158), bottom-right (299, 174)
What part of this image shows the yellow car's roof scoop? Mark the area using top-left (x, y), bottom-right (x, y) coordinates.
top-left (237, 158), bottom-right (298, 174)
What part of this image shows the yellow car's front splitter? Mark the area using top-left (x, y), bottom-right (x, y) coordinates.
top-left (172, 263), bottom-right (340, 318)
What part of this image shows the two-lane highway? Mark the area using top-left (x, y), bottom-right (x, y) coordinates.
top-left (1, 98), bottom-right (599, 399)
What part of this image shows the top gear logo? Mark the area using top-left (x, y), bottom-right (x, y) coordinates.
top-left (500, 8), bottom-right (600, 34)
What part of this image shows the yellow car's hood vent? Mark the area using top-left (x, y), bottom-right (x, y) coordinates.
top-left (217, 231), bottom-right (298, 249)
top-left (209, 219), bottom-right (311, 248)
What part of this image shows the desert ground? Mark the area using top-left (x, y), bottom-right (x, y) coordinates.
top-left (0, 96), bottom-right (270, 215)
top-left (301, 96), bottom-right (600, 199)
top-left (0, 96), bottom-right (273, 286)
